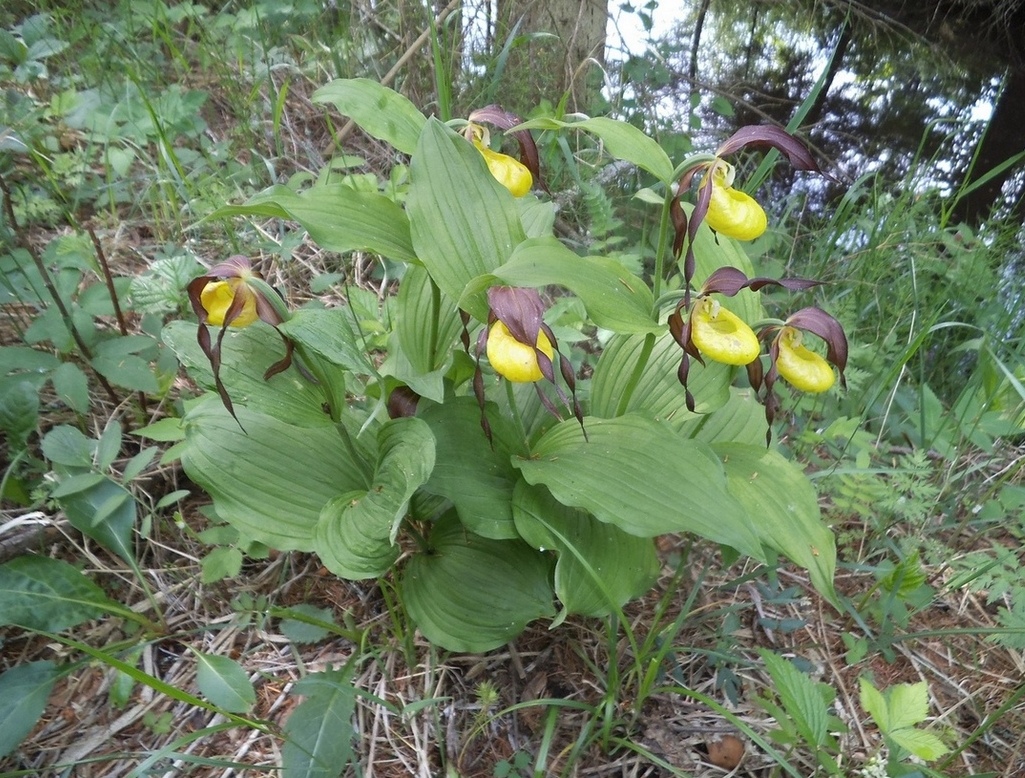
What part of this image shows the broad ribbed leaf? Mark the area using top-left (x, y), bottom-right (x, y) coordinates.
top-left (0, 661), bottom-right (60, 759)
top-left (518, 117), bottom-right (674, 183)
top-left (282, 668), bottom-right (356, 778)
top-left (470, 237), bottom-right (658, 334)
top-left (393, 265), bottom-right (463, 374)
top-left (194, 652), bottom-right (256, 713)
top-left (180, 399), bottom-right (373, 550)
top-left (164, 321), bottom-right (330, 428)
top-left (278, 307), bottom-right (376, 374)
top-left (590, 330), bottom-right (732, 426)
top-left (514, 415), bottom-right (763, 557)
top-left (314, 417), bottom-right (435, 579)
top-left (419, 398), bottom-right (524, 539)
top-left (0, 556), bottom-right (114, 631)
top-left (714, 444), bottom-right (837, 604)
top-left (407, 119), bottom-right (526, 321)
top-left (513, 482), bottom-right (659, 617)
top-left (312, 78), bottom-right (426, 155)
top-left (403, 512), bottom-right (554, 652)
top-left (680, 388), bottom-right (767, 445)
top-left (211, 184), bottom-right (417, 264)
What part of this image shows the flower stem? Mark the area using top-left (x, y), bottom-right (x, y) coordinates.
top-left (614, 332), bottom-right (656, 417)
top-left (651, 190), bottom-right (674, 305)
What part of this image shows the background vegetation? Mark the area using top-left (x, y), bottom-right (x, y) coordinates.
top-left (1, 0), bottom-right (1023, 775)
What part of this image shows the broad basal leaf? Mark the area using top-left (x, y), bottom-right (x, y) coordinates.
top-left (181, 399), bottom-right (373, 551)
top-left (714, 444), bottom-right (837, 605)
top-left (513, 482), bottom-right (659, 618)
top-left (418, 398), bottom-right (524, 540)
top-left (590, 329), bottom-right (731, 427)
top-left (0, 556), bottom-right (114, 631)
top-left (314, 417), bottom-right (435, 579)
top-left (679, 387), bottom-right (767, 445)
top-left (312, 78), bottom-right (426, 155)
top-left (402, 512), bottom-right (554, 652)
top-left (278, 307), bottom-right (377, 375)
top-left (407, 118), bottom-right (526, 321)
top-left (513, 415), bottom-right (763, 558)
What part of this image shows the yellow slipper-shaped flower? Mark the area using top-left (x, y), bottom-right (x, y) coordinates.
top-left (690, 298), bottom-right (760, 366)
top-left (775, 326), bottom-right (835, 393)
top-left (200, 279), bottom-right (259, 327)
top-left (486, 320), bottom-right (554, 382)
top-left (704, 167), bottom-right (767, 241)
top-left (474, 141), bottom-right (533, 197)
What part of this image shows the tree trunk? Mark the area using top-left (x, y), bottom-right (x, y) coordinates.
top-left (494, 0), bottom-right (608, 114)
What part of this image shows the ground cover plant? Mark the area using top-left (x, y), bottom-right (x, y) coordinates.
top-left (2, 2), bottom-right (1024, 777)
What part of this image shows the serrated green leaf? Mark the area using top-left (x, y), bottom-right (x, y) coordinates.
top-left (513, 482), bottom-right (659, 617)
top-left (890, 727), bottom-right (949, 761)
top-left (887, 681), bottom-right (930, 731)
top-left (590, 330), bottom-right (731, 426)
top-left (180, 399), bottom-right (372, 551)
top-left (200, 546), bottom-right (243, 583)
top-left (403, 512), bottom-right (554, 652)
top-left (407, 118), bottom-right (526, 321)
top-left (312, 78), bottom-right (426, 155)
top-left (714, 444), bottom-right (837, 605)
top-left (283, 668), bottom-right (356, 778)
top-left (0, 556), bottom-right (114, 631)
top-left (513, 415), bottom-right (763, 557)
top-left (859, 678), bottom-right (890, 731)
top-left (418, 398), bottom-right (523, 540)
top-left (314, 417), bottom-right (434, 579)
top-left (759, 649), bottom-right (830, 748)
top-left (0, 661), bottom-right (60, 759)
top-left (194, 652), bottom-right (255, 713)
top-left (0, 379), bottom-right (39, 441)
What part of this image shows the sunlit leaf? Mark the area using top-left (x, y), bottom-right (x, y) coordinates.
top-left (312, 78), bottom-right (426, 155)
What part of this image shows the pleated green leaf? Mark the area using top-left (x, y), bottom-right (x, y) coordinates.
top-left (407, 118), bottom-right (526, 321)
top-left (714, 443), bottom-right (837, 604)
top-left (514, 415), bottom-right (764, 557)
top-left (390, 265), bottom-right (463, 376)
top-left (403, 512), bottom-right (554, 652)
top-left (164, 321), bottom-right (329, 428)
top-left (211, 183), bottom-right (417, 264)
top-left (278, 307), bottom-right (376, 375)
top-left (513, 482), bottom-right (659, 617)
top-left (590, 329), bottom-right (732, 426)
top-left (312, 78), bottom-right (426, 155)
top-left (680, 387), bottom-right (767, 445)
top-left (0, 556), bottom-right (114, 631)
top-left (418, 398), bottom-right (524, 540)
top-left (180, 399), bottom-right (373, 551)
top-left (314, 417), bottom-right (435, 579)
top-left (468, 237), bottom-right (658, 334)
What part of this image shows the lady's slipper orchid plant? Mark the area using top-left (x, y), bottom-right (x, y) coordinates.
top-left (187, 255), bottom-right (292, 421)
top-left (473, 286), bottom-right (582, 439)
top-left (463, 106), bottom-right (540, 197)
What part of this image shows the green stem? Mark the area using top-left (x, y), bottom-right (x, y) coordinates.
top-left (650, 191), bottom-right (674, 305)
top-left (336, 417), bottom-right (374, 488)
top-left (614, 331), bottom-right (656, 418)
top-left (505, 379), bottom-right (528, 445)
top-left (428, 275), bottom-right (442, 369)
